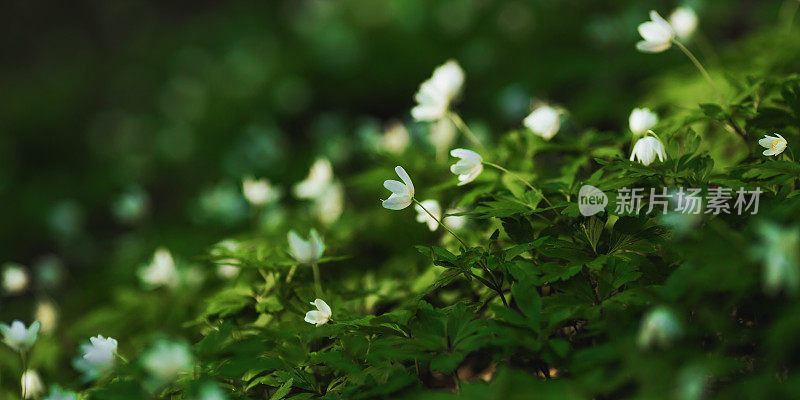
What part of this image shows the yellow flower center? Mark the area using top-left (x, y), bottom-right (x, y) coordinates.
top-left (772, 139), bottom-right (782, 151)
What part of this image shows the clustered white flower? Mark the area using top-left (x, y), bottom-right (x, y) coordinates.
top-left (411, 60), bottom-right (465, 122)
top-left (449, 149), bottom-right (483, 186)
top-left (630, 135), bottom-right (667, 166)
top-left (523, 105), bottom-right (561, 140)
top-left (629, 108), bottom-right (659, 136)
top-left (304, 298), bottom-right (333, 326)
top-left (287, 229), bottom-right (325, 265)
top-left (381, 166), bottom-right (415, 210)
top-left (759, 133), bottom-right (788, 157)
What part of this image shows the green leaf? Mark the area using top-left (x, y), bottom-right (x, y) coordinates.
top-left (269, 378), bottom-right (294, 400)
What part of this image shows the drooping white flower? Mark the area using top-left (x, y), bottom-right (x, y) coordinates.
top-left (21, 370), bottom-right (44, 399)
top-left (287, 230), bottom-right (325, 264)
top-left (758, 133), bottom-right (788, 157)
top-left (411, 60), bottom-right (465, 122)
top-left (381, 166), bottom-right (415, 210)
top-left (242, 177), bottom-right (280, 206)
top-left (83, 335), bottom-right (118, 368)
top-left (304, 299), bottom-right (332, 326)
top-left (756, 222), bottom-right (800, 296)
top-left (293, 158), bottom-right (334, 199)
top-left (637, 306), bottom-right (682, 349)
top-left (35, 301), bottom-right (58, 334)
top-left (138, 248), bottom-right (179, 288)
top-left (44, 386), bottom-right (78, 400)
top-left (0, 320), bottom-right (40, 353)
top-left (523, 105), bottom-right (561, 140)
top-left (636, 10), bottom-right (675, 53)
top-left (141, 340), bottom-right (194, 383)
top-left (630, 135), bottom-right (667, 166)
top-left (669, 7), bottom-right (698, 41)
top-left (414, 200), bottom-right (442, 231)
top-left (449, 149), bottom-right (483, 186)
top-left (381, 122), bottom-right (410, 155)
top-left (444, 207), bottom-right (469, 230)
top-left (2, 263), bottom-right (29, 295)
top-left (628, 108), bottom-right (659, 136)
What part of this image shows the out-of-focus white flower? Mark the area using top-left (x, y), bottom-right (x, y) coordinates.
top-left (193, 383), bottom-right (228, 400)
top-left (637, 306), bottom-right (682, 349)
top-left (382, 166), bottom-right (415, 210)
top-left (242, 177), bottom-right (280, 206)
top-left (430, 118), bottom-right (458, 158)
top-left (210, 240), bottom-right (241, 279)
top-left (141, 340), bottom-right (194, 383)
top-left (293, 158), bottom-right (334, 199)
top-left (669, 7), bottom-right (698, 41)
top-left (411, 60), bottom-right (465, 122)
top-left (304, 299), bottom-right (332, 326)
top-left (216, 264), bottom-right (240, 279)
top-left (756, 222), bottom-right (800, 296)
top-left (287, 230), bottom-right (325, 264)
top-left (112, 187), bottom-right (149, 224)
top-left (636, 10), bottom-right (675, 53)
top-left (758, 133), bottom-right (788, 157)
top-left (34, 255), bottom-right (64, 289)
top-left (21, 370), bottom-right (44, 399)
top-left (523, 105), bottom-right (561, 140)
top-left (630, 135), bottom-right (667, 166)
top-left (2, 263), bottom-right (29, 295)
top-left (35, 302), bottom-right (58, 334)
top-left (313, 182), bottom-right (345, 225)
top-left (444, 208), bottom-right (469, 230)
top-left (449, 149), bottom-right (483, 186)
top-left (629, 108), bottom-right (659, 136)
top-left (0, 320), bottom-right (40, 353)
top-left (44, 386), bottom-right (78, 400)
top-left (74, 335), bottom-right (118, 381)
top-left (138, 248), bottom-right (179, 288)
top-left (381, 122), bottom-right (410, 155)
top-left (414, 200), bottom-right (442, 231)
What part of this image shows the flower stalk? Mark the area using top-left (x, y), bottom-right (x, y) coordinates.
top-left (413, 198), bottom-right (468, 248)
top-left (448, 112), bottom-right (485, 150)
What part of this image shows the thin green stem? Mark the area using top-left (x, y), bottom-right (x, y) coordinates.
top-left (447, 112), bottom-right (485, 150)
top-left (483, 161), bottom-right (555, 209)
top-left (311, 262), bottom-right (323, 297)
top-left (672, 39), bottom-right (722, 102)
top-left (20, 351), bottom-right (27, 398)
top-left (413, 198), bottom-right (469, 248)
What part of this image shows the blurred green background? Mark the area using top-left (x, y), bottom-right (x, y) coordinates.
top-left (0, 0), bottom-right (790, 390)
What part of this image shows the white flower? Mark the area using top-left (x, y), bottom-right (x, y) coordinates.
top-left (381, 166), bottom-right (415, 210)
top-left (21, 370), bottom-right (44, 399)
top-left (304, 299), bottom-right (332, 326)
top-left (636, 10), bottom-right (675, 53)
top-left (415, 200), bottom-right (442, 231)
top-left (523, 105), bottom-right (561, 140)
top-left (216, 264), bottom-right (240, 279)
top-left (141, 340), bottom-right (194, 383)
top-left (83, 335), bottom-right (118, 368)
top-left (381, 122), bottom-right (410, 155)
top-left (313, 182), bottom-right (345, 225)
top-left (637, 307), bottom-right (682, 349)
top-left (628, 108), bottom-right (659, 136)
top-left (138, 248), bottom-right (179, 288)
top-left (0, 320), bottom-right (40, 353)
top-left (2, 263), bottom-right (29, 294)
top-left (630, 135), bottom-right (667, 166)
top-left (44, 386), bottom-right (78, 400)
top-left (449, 149), bottom-right (483, 186)
top-left (758, 133), bottom-right (788, 157)
top-left (293, 158), bottom-right (334, 199)
top-left (444, 208), bottom-right (469, 230)
top-left (242, 177), bottom-right (280, 206)
top-left (669, 7), bottom-right (698, 40)
top-left (35, 302), bottom-right (58, 334)
top-left (287, 230), bottom-right (325, 264)
top-left (411, 60), bottom-right (465, 122)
